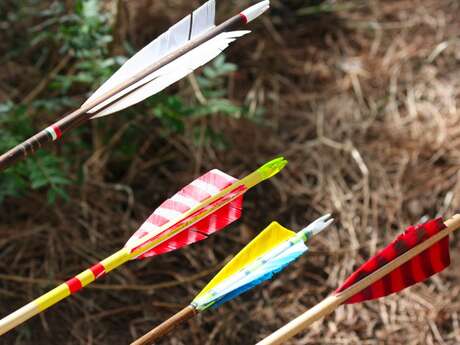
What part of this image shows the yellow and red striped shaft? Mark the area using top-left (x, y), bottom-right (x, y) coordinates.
top-left (0, 181), bottom-right (247, 335)
top-left (0, 157), bottom-right (287, 335)
top-left (0, 249), bottom-right (130, 335)
top-left (0, 175), bottom-right (248, 335)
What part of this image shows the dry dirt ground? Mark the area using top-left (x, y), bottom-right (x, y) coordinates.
top-left (1, 0), bottom-right (460, 344)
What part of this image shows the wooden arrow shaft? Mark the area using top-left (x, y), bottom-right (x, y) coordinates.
top-left (0, 14), bottom-right (243, 172)
top-left (131, 305), bottom-right (197, 345)
top-left (256, 214), bottom-right (460, 345)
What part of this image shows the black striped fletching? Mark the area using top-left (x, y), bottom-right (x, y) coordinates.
top-left (335, 218), bottom-right (450, 304)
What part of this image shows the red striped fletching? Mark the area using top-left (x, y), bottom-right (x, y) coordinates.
top-left (125, 169), bottom-right (245, 259)
top-left (336, 218), bottom-right (449, 304)
top-left (140, 186), bottom-right (244, 257)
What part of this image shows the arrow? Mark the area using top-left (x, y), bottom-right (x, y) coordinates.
top-left (131, 214), bottom-right (334, 345)
top-left (256, 214), bottom-right (460, 345)
top-left (0, 0), bottom-right (270, 172)
top-left (0, 156), bottom-right (286, 335)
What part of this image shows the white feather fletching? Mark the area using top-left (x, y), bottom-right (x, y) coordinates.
top-left (91, 30), bottom-right (249, 117)
top-left (81, 0), bottom-right (249, 118)
top-left (85, 0), bottom-right (215, 111)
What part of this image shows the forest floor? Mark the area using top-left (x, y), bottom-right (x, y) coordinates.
top-left (1, 0), bottom-right (460, 344)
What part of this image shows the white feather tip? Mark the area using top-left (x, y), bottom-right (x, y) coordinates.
top-left (300, 214), bottom-right (334, 238)
top-left (240, 1), bottom-right (270, 23)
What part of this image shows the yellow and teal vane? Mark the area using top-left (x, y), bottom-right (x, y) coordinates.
top-left (192, 214), bottom-right (334, 311)
top-left (131, 214), bottom-right (333, 345)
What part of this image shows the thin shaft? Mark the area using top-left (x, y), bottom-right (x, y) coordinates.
top-left (0, 14), bottom-right (243, 172)
top-left (0, 249), bottom-right (130, 335)
top-left (256, 214), bottom-right (460, 345)
top-left (257, 295), bottom-right (340, 345)
top-left (131, 306), bottom-right (197, 345)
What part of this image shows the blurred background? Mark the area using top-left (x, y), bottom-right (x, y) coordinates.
top-left (1, 0), bottom-right (460, 344)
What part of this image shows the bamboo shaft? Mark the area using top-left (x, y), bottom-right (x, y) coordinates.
top-left (257, 295), bottom-right (341, 345)
top-left (131, 306), bottom-right (197, 345)
top-left (257, 214), bottom-right (460, 345)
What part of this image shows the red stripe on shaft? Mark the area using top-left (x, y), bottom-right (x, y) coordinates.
top-left (239, 13), bottom-right (248, 24)
top-left (90, 263), bottom-right (105, 279)
top-left (52, 125), bottom-right (62, 139)
top-left (66, 277), bottom-right (83, 294)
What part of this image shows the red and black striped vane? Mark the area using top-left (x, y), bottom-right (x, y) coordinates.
top-left (257, 215), bottom-right (460, 345)
top-left (336, 217), bottom-right (450, 303)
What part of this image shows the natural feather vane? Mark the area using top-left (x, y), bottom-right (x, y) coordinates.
top-left (86, 0), bottom-right (250, 117)
top-left (336, 218), bottom-right (450, 303)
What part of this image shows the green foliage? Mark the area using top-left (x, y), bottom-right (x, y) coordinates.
top-left (0, 0), bottom-right (112, 203)
top-left (0, 102), bottom-right (70, 203)
top-left (150, 55), bottom-right (263, 149)
top-left (152, 56), bottom-right (244, 130)
top-left (196, 55), bottom-right (245, 117)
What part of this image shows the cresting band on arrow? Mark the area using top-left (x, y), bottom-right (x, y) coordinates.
top-left (45, 125), bottom-right (62, 141)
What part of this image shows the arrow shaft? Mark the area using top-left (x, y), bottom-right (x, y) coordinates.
top-left (0, 249), bottom-right (130, 335)
top-left (0, 158), bottom-right (284, 335)
top-left (0, 190), bottom-right (239, 335)
top-left (256, 295), bottom-right (341, 345)
top-left (256, 214), bottom-right (460, 345)
top-left (0, 14), bottom-right (244, 172)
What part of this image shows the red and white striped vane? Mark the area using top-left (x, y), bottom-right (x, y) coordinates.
top-left (0, 0), bottom-right (270, 172)
top-left (0, 157), bottom-right (287, 336)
